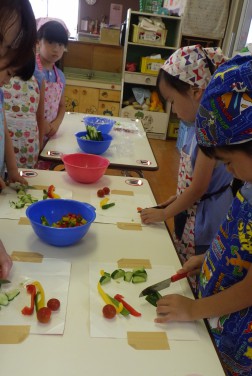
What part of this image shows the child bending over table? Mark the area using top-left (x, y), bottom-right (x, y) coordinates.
top-left (155, 54), bottom-right (252, 376)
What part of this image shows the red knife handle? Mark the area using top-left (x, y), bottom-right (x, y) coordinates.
top-left (171, 272), bottom-right (188, 282)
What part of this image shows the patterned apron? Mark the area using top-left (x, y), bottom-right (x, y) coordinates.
top-left (199, 189), bottom-right (252, 375)
top-left (0, 92), bottom-right (5, 178)
top-left (3, 77), bottom-right (40, 168)
top-left (173, 141), bottom-right (197, 264)
top-left (36, 54), bottom-right (63, 123)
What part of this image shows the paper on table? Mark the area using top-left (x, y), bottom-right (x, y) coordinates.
top-left (90, 190), bottom-right (155, 224)
top-left (89, 262), bottom-right (200, 341)
top-left (0, 258), bottom-right (71, 335)
top-left (0, 187), bottom-right (72, 220)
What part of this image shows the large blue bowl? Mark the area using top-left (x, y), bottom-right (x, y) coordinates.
top-left (83, 116), bottom-right (115, 134)
top-left (26, 199), bottom-right (96, 247)
top-left (75, 131), bottom-right (113, 155)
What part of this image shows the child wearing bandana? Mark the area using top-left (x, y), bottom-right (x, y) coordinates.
top-left (154, 54), bottom-right (252, 376)
top-left (141, 45), bottom-right (233, 266)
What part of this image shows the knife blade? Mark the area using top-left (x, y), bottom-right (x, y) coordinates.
top-left (139, 272), bottom-right (188, 297)
top-left (0, 279), bottom-right (11, 284)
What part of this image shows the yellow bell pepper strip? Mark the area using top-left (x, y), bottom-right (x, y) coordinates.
top-left (21, 284), bottom-right (36, 315)
top-left (47, 185), bottom-right (61, 199)
top-left (97, 282), bottom-right (123, 314)
top-left (32, 280), bottom-right (45, 311)
top-left (114, 294), bottom-right (141, 317)
top-left (100, 198), bottom-right (109, 208)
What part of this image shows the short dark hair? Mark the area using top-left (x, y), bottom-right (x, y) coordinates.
top-left (37, 21), bottom-right (68, 47)
top-left (199, 140), bottom-right (252, 158)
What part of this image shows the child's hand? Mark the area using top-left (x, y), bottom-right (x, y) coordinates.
top-left (177, 254), bottom-right (205, 277)
top-left (140, 208), bottom-right (166, 223)
top-left (155, 294), bottom-right (195, 323)
top-left (7, 169), bottom-right (28, 186)
top-left (0, 240), bottom-right (12, 279)
top-left (47, 122), bottom-right (59, 138)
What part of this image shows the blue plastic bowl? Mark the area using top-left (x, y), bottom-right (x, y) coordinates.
top-left (75, 131), bottom-right (113, 155)
top-left (83, 116), bottom-right (115, 134)
top-left (26, 199), bottom-right (96, 247)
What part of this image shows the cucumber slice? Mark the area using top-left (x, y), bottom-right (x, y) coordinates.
top-left (5, 289), bottom-right (20, 301)
top-left (145, 291), bottom-right (162, 307)
top-left (132, 275), bottom-right (147, 283)
top-left (124, 271), bottom-right (133, 282)
top-left (109, 296), bottom-right (130, 316)
top-left (111, 269), bottom-right (125, 280)
top-left (0, 292), bottom-right (9, 306)
top-left (99, 273), bottom-right (111, 285)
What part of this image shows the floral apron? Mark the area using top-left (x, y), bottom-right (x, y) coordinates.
top-left (36, 54), bottom-right (63, 169)
top-left (173, 141), bottom-right (197, 264)
top-left (4, 77), bottom-right (39, 168)
top-left (0, 92), bottom-right (5, 178)
top-left (199, 189), bottom-right (252, 376)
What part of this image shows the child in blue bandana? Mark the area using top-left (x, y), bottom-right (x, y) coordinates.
top-left (154, 54), bottom-right (252, 376)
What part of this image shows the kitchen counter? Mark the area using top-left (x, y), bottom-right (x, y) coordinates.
top-left (64, 67), bottom-right (122, 90)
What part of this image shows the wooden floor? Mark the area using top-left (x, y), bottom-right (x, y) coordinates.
top-left (107, 138), bottom-right (180, 232)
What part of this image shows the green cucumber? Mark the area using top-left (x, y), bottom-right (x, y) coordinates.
top-left (132, 275), bottom-right (147, 283)
top-left (111, 269), bottom-right (125, 280)
top-left (5, 289), bottom-right (20, 301)
top-left (99, 272), bottom-right (111, 285)
top-left (145, 291), bottom-right (162, 307)
top-left (0, 292), bottom-right (9, 306)
top-left (124, 271), bottom-right (133, 282)
top-left (109, 296), bottom-right (130, 316)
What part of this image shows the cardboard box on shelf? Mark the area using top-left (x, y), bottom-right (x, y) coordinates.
top-left (121, 105), bottom-right (169, 140)
top-left (100, 27), bottom-right (120, 45)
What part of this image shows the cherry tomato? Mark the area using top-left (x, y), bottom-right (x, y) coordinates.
top-left (97, 189), bottom-right (105, 198)
top-left (103, 187), bottom-right (110, 195)
top-left (37, 307), bottom-right (51, 323)
top-left (102, 304), bottom-right (116, 319)
top-left (47, 298), bottom-right (60, 311)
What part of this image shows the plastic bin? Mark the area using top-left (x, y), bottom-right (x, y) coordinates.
top-left (140, 57), bottom-right (165, 74)
top-left (131, 24), bottom-right (167, 46)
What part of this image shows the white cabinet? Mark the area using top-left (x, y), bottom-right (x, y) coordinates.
top-left (119, 9), bottom-right (182, 139)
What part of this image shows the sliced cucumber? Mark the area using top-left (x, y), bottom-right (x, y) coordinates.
top-left (109, 296), bottom-right (130, 316)
top-left (145, 291), bottom-right (162, 307)
top-left (99, 273), bottom-right (111, 285)
top-left (124, 271), bottom-right (133, 282)
top-left (111, 269), bottom-right (125, 280)
top-left (132, 275), bottom-right (147, 284)
top-left (5, 289), bottom-right (20, 301)
top-left (0, 292), bottom-right (9, 306)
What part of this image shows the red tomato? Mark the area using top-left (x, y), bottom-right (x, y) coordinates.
top-left (97, 189), bottom-right (105, 198)
top-left (103, 187), bottom-right (110, 195)
top-left (102, 304), bottom-right (116, 319)
top-left (47, 298), bottom-right (60, 311)
top-left (37, 307), bottom-right (51, 323)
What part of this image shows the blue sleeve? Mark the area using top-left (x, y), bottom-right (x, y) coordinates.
top-left (34, 66), bottom-right (44, 89)
top-left (56, 67), bottom-right (66, 90)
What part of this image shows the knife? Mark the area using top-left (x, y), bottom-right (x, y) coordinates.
top-left (0, 279), bottom-right (11, 284)
top-left (139, 272), bottom-right (188, 297)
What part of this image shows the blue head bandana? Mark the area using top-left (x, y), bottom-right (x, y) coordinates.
top-left (196, 55), bottom-right (252, 146)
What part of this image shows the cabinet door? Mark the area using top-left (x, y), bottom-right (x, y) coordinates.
top-left (79, 87), bottom-right (99, 114)
top-left (98, 101), bottom-right (120, 117)
top-left (99, 89), bottom-right (121, 102)
top-left (65, 85), bottom-right (80, 112)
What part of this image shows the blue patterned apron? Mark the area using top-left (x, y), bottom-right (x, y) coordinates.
top-left (199, 189), bottom-right (252, 375)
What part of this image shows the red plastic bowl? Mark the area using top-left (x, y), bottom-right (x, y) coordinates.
top-left (62, 153), bottom-right (110, 184)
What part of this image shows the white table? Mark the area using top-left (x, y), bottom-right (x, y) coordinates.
top-left (0, 169), bottom-right (225, 376)
top-left (40, 113), bottom-right (158, 174)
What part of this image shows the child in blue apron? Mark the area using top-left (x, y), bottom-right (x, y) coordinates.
top-left (154, 55), bottom-right (252, 376)
top-left (141, 45), bottom-right (233, 265)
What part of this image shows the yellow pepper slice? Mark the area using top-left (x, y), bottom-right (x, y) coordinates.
top-left (32, 280), bottom-right (45, 311)
top-left (100, 198), bottom-right (109, 208)
top-left (97, 282), bottom-right (123, 314)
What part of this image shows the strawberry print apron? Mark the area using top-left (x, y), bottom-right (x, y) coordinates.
top-left (3, 77), bottom-right (40, 168)
top-left (199, 187), bottom-right (252, 376)
top-left (173, 141), bottom-right (197, 264)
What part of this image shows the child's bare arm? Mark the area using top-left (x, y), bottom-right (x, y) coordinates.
top-left (0, 240), bottom-right (12, 279)
top-left (155, 264), bottom-right (252, 323)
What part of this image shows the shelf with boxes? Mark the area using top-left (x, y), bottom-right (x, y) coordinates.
top-left (119, 9), bottom-right (182, 140)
